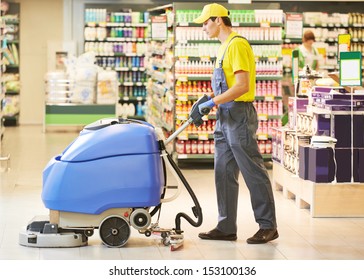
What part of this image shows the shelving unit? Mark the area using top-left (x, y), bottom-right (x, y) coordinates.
top-left (1, 9), bottom-right (5, 141)
top-left (282, 12), bottom-right (364, 75)
top-left (1, 3), bottom-right (20, 127)
top-left (0, 3), bottom-right (13, 169)
top-left (146, 3), bottom-right (284, 164)
top-left (145, 4), bottom-right (175, 153)
top-left (84, 7), bottom-right (149, 120)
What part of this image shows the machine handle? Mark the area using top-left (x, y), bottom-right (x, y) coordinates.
top-left (200, 107), bottom-right (211, 115)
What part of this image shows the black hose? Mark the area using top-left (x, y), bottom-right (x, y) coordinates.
top-left (166, 153), bottom-right (203, 233)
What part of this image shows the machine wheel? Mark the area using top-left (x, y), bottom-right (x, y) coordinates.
top-left (84, 229), bottom-right (94, 237)
top-left (130, 208), bottom-right (151, 231)
top-left (99, 215), bottom-right (130, 248)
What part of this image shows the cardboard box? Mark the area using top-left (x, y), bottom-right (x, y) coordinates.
top-left (308, 147), bottom-right (335, 183)
top-left (288, 97), bottom-right (309, 129)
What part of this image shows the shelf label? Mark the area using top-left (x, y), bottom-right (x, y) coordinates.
top-left (86, 22), bottom-right (96, 27)
top-left (178, 56), bottom-right (189, 62)
top-left (122, 96), bottom-right (129, 101)
top-left (176, 114), bottom-right (188, 121)
top-left (177, 75), bottom-right (188, 82)
top-left (260, 21), bottom-right (270, 28)
top-left (200, 56), bottom-right (211, 62)
top-left (198, 133), bottom-right (209, 141)
top-left (258, 114), bottom-right (268, 121)
top-left (257, 133), bottom-right (269, 140)
top-left (268, 56), bottom-right (278, 62)
top-left (176, 94), bottom-right (188, 101)
top-left (178, 132), bottom-right (189, 140)
top-left (265, 95), bottom-right (275, 102)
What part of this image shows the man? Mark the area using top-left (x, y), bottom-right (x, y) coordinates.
top-left (194, 3), bottom-right (278, 244)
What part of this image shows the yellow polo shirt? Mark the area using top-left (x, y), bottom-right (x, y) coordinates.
top-left (215, 31), bottom-right (256, 102)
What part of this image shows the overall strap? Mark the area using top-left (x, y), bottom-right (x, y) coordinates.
top-left (218, 35), bottom-right (249, 68)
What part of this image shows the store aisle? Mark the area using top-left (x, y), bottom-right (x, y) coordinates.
top-left (1, 125), bottom-right (364, 260)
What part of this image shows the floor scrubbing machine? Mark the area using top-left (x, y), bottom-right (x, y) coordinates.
top-left (19, 96), bottom-right (209, 251)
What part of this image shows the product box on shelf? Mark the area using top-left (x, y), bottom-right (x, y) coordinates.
top-left (357, 148), bottom-right (364, 183)
top-left (307, 147), bottom-right (335, 183)
top-left (272, 127), bottom-right (288, 164)
top-left (288, 97), bottom-right (309, 130)
top-left (331, 114), bottom-right (364, 148)
top-left (311, 112), bottom-right (331, 136)
top-left (296, 112), bottom-right (313, 134)
top-left (298, 145), bottom-right (310, 180)
top-left (282, 128), bottom-right (296, 151)
top-left (301, 147), bottom-right (364, 183)
top-left (293, 133), bottom-right (311, 156)
top-left (271, 127), bottom-right (282, 163)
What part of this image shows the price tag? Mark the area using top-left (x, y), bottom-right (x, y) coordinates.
top-left (178, 56), bottom-right (189, 62)
top-left (257, 134), bottom-right (268, 140)
top-left (198, 133), bottom-right (209, 141)
top-left (265, 95), bottom-right (274, 102)
top-left (177, 114), bottom-right (188, 121)
top-left (260, 21), bottom-right (270, 28)
top-left (122, 96), bottom-right (130, 101)
top-left (258, 114), bottom-right (268, 121)
top-left (177, 76), bottom-right (188, 82)
top-left (178, 132), bottom-right (189, 140)
top-left (200, 56), bottom-right (211, 62)
top-left (177, 94), bottom-right (188, 101)
top-left (268, 56), bottom-right (278, 62)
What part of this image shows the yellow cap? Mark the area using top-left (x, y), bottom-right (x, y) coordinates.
top-left (193, 3), bottom-right (229, 24)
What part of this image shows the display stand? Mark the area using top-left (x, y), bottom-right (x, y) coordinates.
top-left (273, 50), bottom-right (364, 218)
top-left (273, 161), bottom-right (364, 217)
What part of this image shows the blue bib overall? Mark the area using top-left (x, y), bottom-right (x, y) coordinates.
top-left (212, 36), bottom-right (277, 233)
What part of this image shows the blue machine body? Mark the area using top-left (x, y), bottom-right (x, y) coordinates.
top-left (42, 120), bottom-right (164, 215)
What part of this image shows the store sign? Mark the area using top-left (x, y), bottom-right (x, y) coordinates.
top-left (340, 52), bottom-right (362, 87)
top-left (338, 34), bottom-right (351, 62)
top-left (285, 13), bottom-right (303, 40)
top-left (151, 15), bottom-right (167, 40)
top-left (292, 49), bottom-right (299, 84)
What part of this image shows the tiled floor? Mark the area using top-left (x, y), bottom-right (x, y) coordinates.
top-left (1, 125), bottom-right (364, 260)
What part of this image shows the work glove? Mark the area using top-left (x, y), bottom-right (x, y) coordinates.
top-left (198, 99), bottom-right (215, 115)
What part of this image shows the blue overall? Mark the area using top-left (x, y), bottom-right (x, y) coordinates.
top-left (212, 36), bottom-right (277, 234)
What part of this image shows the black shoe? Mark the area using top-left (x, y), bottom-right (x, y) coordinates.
top-left (199, 228), bottom-right (237, 241)
top-left (246, 228), bottom-right (279, 244)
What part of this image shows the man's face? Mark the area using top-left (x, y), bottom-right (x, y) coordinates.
top-left (202, 17), bottom-right (219, 39)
